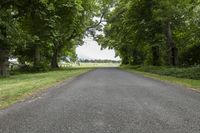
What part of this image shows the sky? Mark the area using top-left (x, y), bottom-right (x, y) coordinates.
top-left (76, 38), bottom-right (120, 61)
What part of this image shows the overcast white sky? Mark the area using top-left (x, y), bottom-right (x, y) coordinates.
top-left (76, 38), bottom-right (120, 61)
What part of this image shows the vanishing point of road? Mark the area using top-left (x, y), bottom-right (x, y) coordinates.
top-left (0, 68), bottom-right (200, 133)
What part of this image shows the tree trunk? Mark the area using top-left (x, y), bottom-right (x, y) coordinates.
top-left (164, 21), bottom-right (178, 66)
top-left (122, 55), bottom-right (129, 65)
top-left (51, 41), bottom-right (62, 69)
top-left (0, 50), bottom-right (9, 77)
top-left (152, 46), bottom-right (160, 66)
top-left (0, 24), bottom-right (9, 76)
top-left (34, 45), bottom-right (41, 66)
top-left (51, 48), bottom-right (59, 69)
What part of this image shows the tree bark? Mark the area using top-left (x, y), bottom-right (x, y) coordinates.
top-left (164, 21), bottom-right (178, 66)
top-left (34, 45), bottom-right (41, 66)
top-left (51, 41), bottom-right (63, 69)
top-left (51, 48), bottom-right (59, 69)
top-left (122, 56), bottom-right (129, 65)
top-left (0, 21), bottom-right (9, 76)
top-left (152, 46), bottom-right (160, 66)
top-left (0, 50), bottom-right (9, 77)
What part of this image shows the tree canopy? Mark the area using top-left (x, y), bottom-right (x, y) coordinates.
top-left (98, 0), bottom-right (200, 66)
top-left (1, 0), bottom-right (200, 76)
top-left (0, 0), bottom-right (104, 76)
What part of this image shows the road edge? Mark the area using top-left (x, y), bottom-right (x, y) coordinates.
top-left (0, 68), bottom-right (96, 110)
top-left (120, 68), bottom-right (200, 93)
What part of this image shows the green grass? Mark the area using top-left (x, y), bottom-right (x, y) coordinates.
top-left (122, 65), bottom-right (200, 80)
top-left (122, 66), bottom-right (200, 91)
top-left (60, 62), bottom-right (120, 68)
top-left (0, 68), bottom-right (92, 109)
top-left (77, 63), bottom-right (120, 68)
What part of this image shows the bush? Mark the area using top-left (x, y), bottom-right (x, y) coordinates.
top-left (180, 44), bottom-right (200, 66)
top-left (10, 63), bottom-right (50, 74)
top-left (31, 63), bottom-right (50, 72)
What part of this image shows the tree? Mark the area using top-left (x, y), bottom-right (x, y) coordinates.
top-left (152, 0), bottom-right (191, 66)
top-left (0, 1), bottom-right (25, 76)
top-left (49, 0), bottom-right (98, 68)
top-left (98, 0), bottom-right (196, 66)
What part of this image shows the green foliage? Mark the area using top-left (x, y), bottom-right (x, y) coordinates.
top-left (180, 44), bottom-right (200, 66)
top-left (1, 0), bottom-right (200, 76)
top-left (98, 0), bottom-right (200, 67)
top-left (0, 0), bottom-right (103, 75)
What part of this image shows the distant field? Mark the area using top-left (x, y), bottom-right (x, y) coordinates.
top-left (0, 68), bottom-right (92, 109)
top-left (60, 62), bottom-right (120, 68)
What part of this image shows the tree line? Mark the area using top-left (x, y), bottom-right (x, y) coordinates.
top-left (98, 0), bottom-right (200, 67)
top-left (0, 0), bottom-right (111, 76)
top-left (79, 59), bottom-right (120, 63)
top-left (2, 0), bottom-right (199, 77)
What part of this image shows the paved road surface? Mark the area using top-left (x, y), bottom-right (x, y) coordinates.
top-left (0, 68), bottom-right (200, 133)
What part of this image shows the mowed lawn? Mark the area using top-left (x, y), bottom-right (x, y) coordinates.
top-left (61, 62), bottom-right (120, 68)
top-left (0, 68), bottom-right (92, 109)
top-left (77, 63), bottom-right (120, 68)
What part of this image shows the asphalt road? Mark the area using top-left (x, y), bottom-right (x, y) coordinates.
top-left (0, 68), bottom-right (200, 133)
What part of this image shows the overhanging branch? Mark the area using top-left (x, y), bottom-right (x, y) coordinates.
top-left (86, 9), bottom-right (108, 31)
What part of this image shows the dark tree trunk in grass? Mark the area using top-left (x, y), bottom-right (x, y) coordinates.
top-left (164, 21), bottom-right (178, 66)
top-left (122, 56), bottom-right (129, 65)
top-left (0, 49), bottom-right (9, 77)
top-left (51, 42), bottom-right (63, 69)
top-left (51, 48), bottom-right (59, 69)
top-left (152, 46), bottom-right (160, 66)
top-left (34, 45), bottom-right (41, 66)
top-left (0, 25), bottom-right (9, 76)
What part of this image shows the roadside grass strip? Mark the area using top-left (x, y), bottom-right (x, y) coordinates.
top-left (0, 68), bottom-right (92, 109)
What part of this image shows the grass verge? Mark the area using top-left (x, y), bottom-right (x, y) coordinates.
top-left (122, 67), bottom-right (200, 92)
top-left (122, 65), bottom-right (200, 79)
top-left (0, 68), bottom-right (92, 109)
